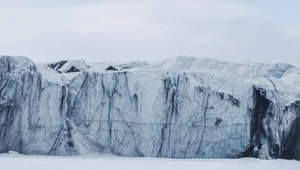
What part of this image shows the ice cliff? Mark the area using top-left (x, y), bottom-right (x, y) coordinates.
top-left (1, 55), bottom-right (300, 160)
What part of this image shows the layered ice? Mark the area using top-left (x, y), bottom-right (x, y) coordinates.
top-left (0, 55), bottom-right (300, 160)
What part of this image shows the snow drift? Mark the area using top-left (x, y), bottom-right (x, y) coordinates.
top-left (0, 55), bottom-right (300, 160)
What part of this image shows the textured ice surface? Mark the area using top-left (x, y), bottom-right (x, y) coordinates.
top-left (0, 55), bottom-right (300, 160)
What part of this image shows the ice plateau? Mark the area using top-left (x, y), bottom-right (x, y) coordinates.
top-left (0, 55), bottom-right (300, 160)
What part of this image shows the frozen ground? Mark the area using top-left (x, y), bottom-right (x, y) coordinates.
top-left (0, 153), bottom-right (299, 170)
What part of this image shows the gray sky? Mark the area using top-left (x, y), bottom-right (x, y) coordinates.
top-left (1, 0), bottom-right (300, 63)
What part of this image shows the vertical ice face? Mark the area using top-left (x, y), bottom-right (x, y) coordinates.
top-left (58, 71), bottom-right (253, 158)
top-left (0, 56), bottom-right (68, 155)
top-left (0, 56), bottom-right (299, 160)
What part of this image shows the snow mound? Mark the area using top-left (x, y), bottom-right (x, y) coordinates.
top-left (48, 60), bottom-right (89, 73)
top-left (145, 56), bottom-right (294, 79)
top-left (280, 67), bottom-right (300, 88)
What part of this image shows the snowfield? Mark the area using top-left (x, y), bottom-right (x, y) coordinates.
top-left (0, 154), bottom-right (299, 170)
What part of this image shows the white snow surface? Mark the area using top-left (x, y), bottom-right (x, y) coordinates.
top-left (141, 56), bottom-right (294, 79)
top-left (0, 153), bottom-right (299, 170)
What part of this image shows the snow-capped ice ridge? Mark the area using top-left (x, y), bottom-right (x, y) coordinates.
top-left (0, 55), bottom-right (300, 160)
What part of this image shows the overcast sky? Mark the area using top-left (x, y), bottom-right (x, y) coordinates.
top-left (1, 0), bottom-right (300, 63)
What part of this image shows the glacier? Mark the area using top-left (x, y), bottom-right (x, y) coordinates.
top-left (0, 55), bottom-right (300, 160)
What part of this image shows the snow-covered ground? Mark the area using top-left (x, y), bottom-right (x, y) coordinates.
top-left (0, 153), bottom-right (299, 170)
